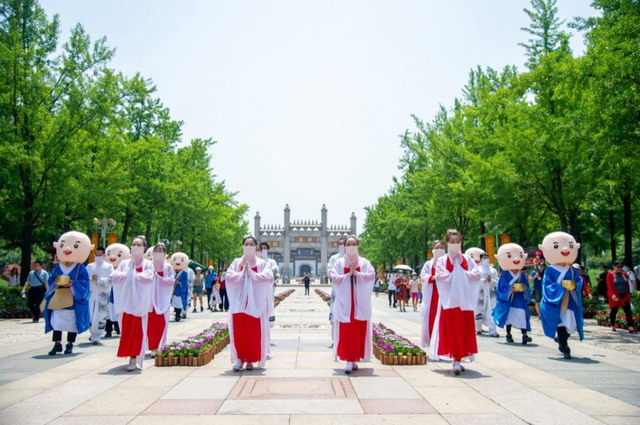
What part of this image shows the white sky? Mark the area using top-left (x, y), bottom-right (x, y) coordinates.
top-left (41, 0), bottom-right (597, 234)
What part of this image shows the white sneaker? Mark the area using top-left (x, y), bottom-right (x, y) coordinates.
top-left (352, 362), bottom-right (359, 371)
top-left (246, 362), bottom-right (254, 370)
top-left (453, 361), bottom-right (462, 376)
top-left (232, 361), bottom-right (243, 371)
top-left (345, 362), bottom-right (353, 374)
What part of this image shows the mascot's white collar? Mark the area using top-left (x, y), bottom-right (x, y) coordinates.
top-left (548, 264), bottom-right (571, 274)
top-left (59, 262), bottom-right (78, 274)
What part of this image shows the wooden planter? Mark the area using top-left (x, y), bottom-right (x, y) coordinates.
top-left (155, 291), bottom-right (296, 369)
top-left (155, 334), bottom-right (231, 367)
top-left (373, 342), bottom-right (426, 365)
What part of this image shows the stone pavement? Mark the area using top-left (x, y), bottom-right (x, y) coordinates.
top-left (0, 288), bottom-right (639, 424)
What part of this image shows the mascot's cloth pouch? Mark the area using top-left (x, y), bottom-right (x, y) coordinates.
top-left (48, 268), bottom-right (79, 310)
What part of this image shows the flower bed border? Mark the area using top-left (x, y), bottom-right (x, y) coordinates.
top-left (315, 288), bottom-right (330, 306)
top-left (595, 311), bottom-right (639, 329)
top-left (156, 289), bottom-right (296, 367)
top-left (274, 289), bottom-right (295, 307)
top-left (372, 322), bottom-right (426, 366)
top-left (155, 323), bottom-right (229, 367)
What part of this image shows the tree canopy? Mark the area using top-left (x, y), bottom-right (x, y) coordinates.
top-left (360, 0), bottom-right (640, 269)
top-left (0, 0), bottom-right (248, 282)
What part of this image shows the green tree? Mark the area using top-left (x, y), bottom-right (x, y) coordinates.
top-left (0, 0), bottom-right (115, 282)
top-left (576, 0), bottom-right (640, 265)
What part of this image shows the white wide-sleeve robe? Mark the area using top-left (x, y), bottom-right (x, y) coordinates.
top-left (331, 255), bottom-right (376, 362)
top-left (226, 257), bottom-right (274, 368)
top-left (110, 258), bottom-right (154, 367)
top-left (419, 260), bottom-right (437, 348)
top-left (87, 261), bottom-right (114, 341)
top-left (151, 261), bottom-right (175, 351)
top-left (434, 253), bottom-right (481, 362)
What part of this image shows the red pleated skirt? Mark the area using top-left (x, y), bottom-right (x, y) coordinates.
top-left (147, 309), bottom-right (166, 351)
top-left (232, 313), bottom-right (261, 362)
top-left (337, 284), bottom-right (368, 362)
top-left (437, 307), bottom-right (477, 361)
top-left (428, 284), bottom-right (440, 336)
top-left (118, 313), bottom-right (143, 357)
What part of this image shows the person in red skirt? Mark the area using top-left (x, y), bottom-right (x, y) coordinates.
top-left (226, 236), bottom-right (274, 371)
top-left (330, 235), bottom-right (376, 374)
top-left (434, 229), bottom-right (481, 375)
top-left (149, 243), bottom-right (176, 357)
top-left (110, 236), bottom-right (155, 372)
top-left (420, 240), bottom-right (445, 360)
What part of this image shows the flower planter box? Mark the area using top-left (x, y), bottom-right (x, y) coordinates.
top-left (372, 323), bottom-right (426, 366)
top-left (156, 334), bottom-right (231, 367)
top-left (156, 323), bottom-right (230, 368)
top-left (156, 290), bottom-right (295, 368)
top-left (314, 289), bottom-right (331, 306)
top-left (274, 289), bottom-right (296, 307)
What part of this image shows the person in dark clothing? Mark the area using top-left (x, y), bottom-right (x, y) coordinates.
top-left (303, 273), bottom-right (310, 295)
top-left (22, 261), bottom-right (49, 322)
top-left (596, 264), bottom-right (610, 302)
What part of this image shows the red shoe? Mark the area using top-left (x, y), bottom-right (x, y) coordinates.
top-left (629, 327), bottom-right (637, 333)
top-left (611, 327), bottom-right (616, 332)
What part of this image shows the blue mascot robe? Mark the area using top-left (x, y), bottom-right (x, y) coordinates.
top-left (493, 271), bottom-right (531, 331)
top-left (541, 265), bottom-right (584, 341)
top-left (44, 263), bottom-right (91, 334)
top-left (175, 269), bottom-right (189, 309)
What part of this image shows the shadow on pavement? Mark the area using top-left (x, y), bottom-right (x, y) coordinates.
top-left (242, 369), bottom-right (266, 376)
top-left (547, 356), bottom-right (600, 364)
top-left (32, 353), bottom-right (80, 360)
top-left (99, 365), bottom-right (141, 375)
top-left (431, 367), bottom-right (490, 380)
top-left (345, 368), bottom-right (395, 377)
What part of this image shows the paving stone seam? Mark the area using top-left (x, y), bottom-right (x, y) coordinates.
top-left (457, 357), bottom-right (637, 422)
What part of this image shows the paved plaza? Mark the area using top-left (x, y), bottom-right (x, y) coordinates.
top-left (0, 285), bottom-right (639, 424)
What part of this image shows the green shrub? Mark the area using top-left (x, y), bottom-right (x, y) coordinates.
top-left (0, 287), bottom-right (29, 310)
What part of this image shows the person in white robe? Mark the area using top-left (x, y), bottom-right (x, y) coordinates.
top-left (86, 246), bottom-right (114, 345)
top-left (226, 236), bottom-right (274, 371)
top-left (475, 253), bottom-right (499, 337)
top-left (434, 229), bottom-right (481, 375)
top-left (327, 237), bottom-right (346, 348)
top-left (419, 241), bottom-right (446, 360)
top-left (149, 243), bottom-right (175, 356)
top-left (259, 242), bottom-right (279, 354)
top-left (110, 236), bottom-right (154, 371)
top-left (331, 235), bottom-right (375, 374)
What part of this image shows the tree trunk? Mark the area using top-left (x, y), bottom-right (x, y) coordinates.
top-left (190, 226), bottom-right (195, 259)
top-left (480, 221), bottom-right (486, 250)
top-left (20, 218), bottom-right (34, 286)
top-left (19, 165), bottom-right (35, 286)
top-left (145, 220), bottom-right (152, 243)
top-left (609, 201), bottom-right (617, 263)
top-left (121, 209), bottom-right (133, 243)
top-left (621, 190), bottom-right (632, 266)
top-left (569, 212), bottom-right (582, 265)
